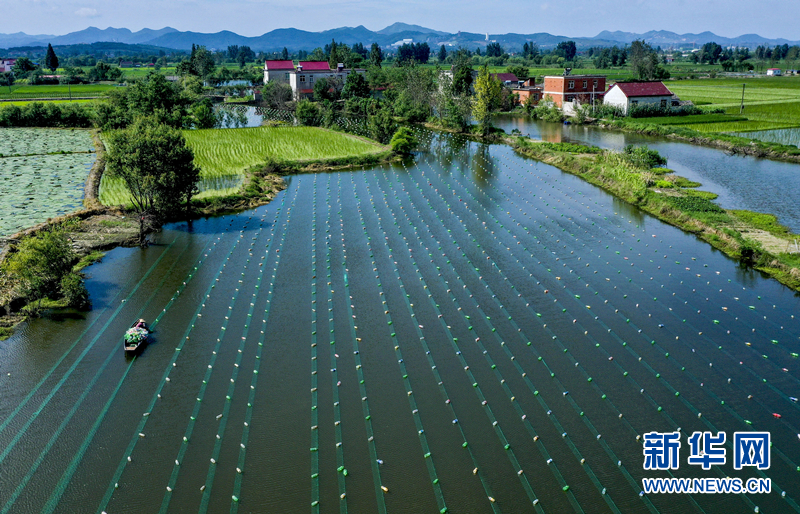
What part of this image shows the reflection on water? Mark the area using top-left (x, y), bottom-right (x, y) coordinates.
top-left (495, 114), bottom-right (800, 232)
top-left (1, 129), bottom-right (799, 514)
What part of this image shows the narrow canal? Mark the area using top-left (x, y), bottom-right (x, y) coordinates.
top-left (0, 129), bottom-right (798, 514)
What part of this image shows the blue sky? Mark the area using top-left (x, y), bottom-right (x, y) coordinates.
top-left (6, 0), bottom-right (797, 39)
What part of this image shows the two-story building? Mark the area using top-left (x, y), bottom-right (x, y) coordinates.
top-left (542, 71), bottom-right (606, 108)
top-left (264, 60), bottom-right (366, 100)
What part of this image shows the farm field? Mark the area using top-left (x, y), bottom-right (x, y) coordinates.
top-left (0, 84), bottom-right (117, 100)
top-left (644, 76), bottom-right (800, 142)
top-left (0, 128), bottom-right (95, 236)
top-left (0, 99), bottom-right (95, 107)
top-left (99, 126), bottom-right (387, 205)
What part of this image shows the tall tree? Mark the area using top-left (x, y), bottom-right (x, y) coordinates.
top-left (472, 65), bottom-right (501, 135)
top-left (328, 39), bottom-right (339, 68)
top-left (438, 45), bottom-right (447, 62)
top-left (0, 72), bottom-right (14, 93)
top-left (341, 73), bottom-right (370, 99)
top-left (370, 43), bottom-right (383, 68)
top-left (451, 49), bottom-right (474, 96)
top-left (281, 47), bottom-right (289, 60)
top-left (105, 117), bottom-right (200, 244)
top-left (554, 41), bottom-right (577, 61)
top-left (44, 43), bottom-right (59, 73)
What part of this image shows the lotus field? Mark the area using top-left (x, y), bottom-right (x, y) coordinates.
top-left (99, 126), bottom-right (387, 205)
top-left (0, 128), bottom-right (94, 237)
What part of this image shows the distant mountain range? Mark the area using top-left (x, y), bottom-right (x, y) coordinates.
top-left (2, 24), bottom-right (798, 52)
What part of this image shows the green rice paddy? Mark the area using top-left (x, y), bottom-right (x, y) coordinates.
top-left (0, 128), bottom-right (95, 236)
top-left (645, 77), bottom-right (800, 143)
top-left (0, 84), bottom-right (116, 100)
top-left (99, 126), bottom-right (387, 206)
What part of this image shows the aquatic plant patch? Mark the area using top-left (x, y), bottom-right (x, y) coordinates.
top-left (0, 153), bottom-right (93, 236)
top-left (0, 127), bottom-right (93, 157)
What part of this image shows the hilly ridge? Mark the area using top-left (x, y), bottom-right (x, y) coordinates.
top-left (1, 24), bottom-right (798, 51)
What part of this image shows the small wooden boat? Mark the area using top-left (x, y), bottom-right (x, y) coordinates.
top-left (124, 319), bottom-right (150, 354)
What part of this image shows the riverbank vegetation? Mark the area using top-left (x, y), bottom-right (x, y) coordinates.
top-left (510, 137), bottom-right (800, 291)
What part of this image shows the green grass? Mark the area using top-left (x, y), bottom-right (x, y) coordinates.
top-left (679, 120), bottom-right (797, 133)
top-left (634, 114), bottom-right (746, 126)
top-left (0, 99), bottom-right (96, 106)
top-left (100, 126), bottom-right (386, 205)
top-left (730, 210), bottom-right (791, 237)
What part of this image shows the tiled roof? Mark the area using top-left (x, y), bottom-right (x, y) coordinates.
top-left (297, 61), bottom-right (331, 71)
top-left (611, 81), bottom-right (673, 97)
top-left (265, 60), bottom-right (295, 70)
top-left (492, 73), bottom-right (519, 82)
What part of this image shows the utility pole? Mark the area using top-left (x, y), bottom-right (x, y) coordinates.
top-left (739, 83), bottom-right (746, 114)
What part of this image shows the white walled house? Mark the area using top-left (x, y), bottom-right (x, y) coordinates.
top-left (767, 68), bottom-right (782, 76)
top-left (264, 60), bottom-right (366, 100)
top-left (603, 81), bottom-right (678, 114)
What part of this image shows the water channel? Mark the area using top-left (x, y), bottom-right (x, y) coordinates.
top-left (0, 126), bottom-right (799, 514)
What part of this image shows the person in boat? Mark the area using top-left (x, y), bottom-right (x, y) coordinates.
top-left (134, 319), bottom-right (149, 331)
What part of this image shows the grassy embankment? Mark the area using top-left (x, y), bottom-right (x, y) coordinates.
top-left (99, 125), bottom-right (392, 212)
top-left (509, 138), bottom-right (800, 291)
top-left (0, 84), bottom-right (117, 101)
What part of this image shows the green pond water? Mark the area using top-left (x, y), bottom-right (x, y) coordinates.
top-left (0, 129), bottom-right (799, 514)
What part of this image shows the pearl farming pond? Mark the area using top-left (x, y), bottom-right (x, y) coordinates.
top-left (1, 128), bottom-right (799, 514)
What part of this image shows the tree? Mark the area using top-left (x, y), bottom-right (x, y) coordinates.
top-left (451, 49), bottom-right (474, 96)
top-left (12, 57), bottom-right (36, 78)
top-left (328, 39), bottom-right (339, 68)
top-left (237, 46), bottom-right (255, 68)
top-left (629, 40), bottom-right (669, 80)
top-left (554, 41), bottom-right (577, 61)
top-left (281, 47), bottom-right (289, 60)
top-left (485, 42), bottom-right (504, 58)
top-left (261, 81), bottom-right (293, 109)
top-left (1, 228), bottom-right (87, 310)
top-left (472, 65), bottom-right (501, 135)
top-left (438, 45), bottom-right (447, 62)
top-left (341, 72), bottom-right (371, 99)
top-left (506, 65), bottom-right (529, 80)
top-left (313, 77), bottom-right (337, 102)
top-left (370, 43), bottom-right (383, 68)
top-left (368, 107), bottom-right (397, 144)
top-left (45, 43), bottom-right (59, 73)
top-left (191, 45), bottom-right (216, 78)
top-left (105, 117), bottom-right (200, 244)
top-left (0, 72), bottom-right (14, 93)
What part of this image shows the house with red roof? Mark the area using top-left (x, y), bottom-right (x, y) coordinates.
top-left (264, 60), bottom-right (296, 86)
top-left (264, 60), bottom-right (366, 100)
top-left (603, 81), bottom-right (678, 114)
top-left (491, 72), bottom-right (519, 85)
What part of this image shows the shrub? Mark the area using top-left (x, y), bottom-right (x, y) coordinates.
top-left (621, 144), bottom-right (667, 168)
top-left (655, 180), bottom-right (674, 188)
top-left (295, 100), bottom-right (321, 126)
top-left (390, 127), bottom-right (417, 155)
top-left (60, 272), bottom-right (90, 309)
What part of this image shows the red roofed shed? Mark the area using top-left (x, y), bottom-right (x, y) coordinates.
top-left (264, 60), bottom-right (295, 70)
top-left (297, 61), bottom-right (331, 71)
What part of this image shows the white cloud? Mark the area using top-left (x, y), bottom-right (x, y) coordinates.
top-left (75, 7), bottom-right (99, 17)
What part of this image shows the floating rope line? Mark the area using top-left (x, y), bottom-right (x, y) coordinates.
top-left (95, 194), bottom-right (287, 514)
top-left (381, 164), bottom-right (647, 513)
top-left (346, 170), bottom-right (501, 514)
top-left (416, 134), bottom-right (796, 510)
top-left (0, 235), bottom-right (184, 468)
top-left (198, 192), bottom-right (296, 514)
top-left (324, 175), bottom-right (348, 514)
top-left (465, 153), bottom-right (800, 443)
top-left (372, 165), bottom-right (627, 514)
top-left (35, 233), bottom-right (219, 514)
top-left (309, 173), bottom-right (321, 513)
top-left (334, 174), bottom-right (388, 514)
top-left (487, 155), bottom-right (800, 389)
top-left (158, 189), bottom-right (295, 513)
top-left (351, 172), bottom-right (454, 514)
top-left (230, 199), bottom-right (294, 514)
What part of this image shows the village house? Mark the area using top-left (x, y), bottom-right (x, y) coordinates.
top-left (512, 78), bottom-right (543, 106)
top-left (603, 81), bottom-right (678, 114)
top-left (766, 68), bottom-right (782, 76)
top-left (542, 70), bottom-right (606, 109)
top-left (0, 58), bottom-right (16, 73)
top-left (264, 60), bottom-right (366, 100)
